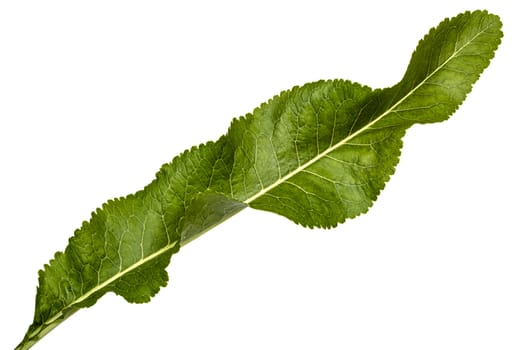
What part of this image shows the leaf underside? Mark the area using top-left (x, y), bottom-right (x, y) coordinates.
top-left (16, 10), bottom-right (502, 350)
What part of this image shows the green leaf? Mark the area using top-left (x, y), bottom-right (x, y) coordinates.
top-left (16, 10), bottom-right (502, 350)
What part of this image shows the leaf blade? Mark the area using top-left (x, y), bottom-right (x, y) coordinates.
top-left (16, 10), bottom-right (502, 350)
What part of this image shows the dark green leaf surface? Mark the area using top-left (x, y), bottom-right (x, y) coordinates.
top-left (16, 10), bottom-right (502, 350)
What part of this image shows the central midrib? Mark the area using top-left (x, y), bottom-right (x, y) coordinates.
top-left (36, 23), bottom-right (487, 344)
top-left (244, 29), bottom-right (486, 205)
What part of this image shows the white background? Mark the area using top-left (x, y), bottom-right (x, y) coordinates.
top-left (1, 1), bottom-right (523, 349)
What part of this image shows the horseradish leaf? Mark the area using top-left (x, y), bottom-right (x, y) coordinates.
top-left (16, 10), bottom-right (502, 350)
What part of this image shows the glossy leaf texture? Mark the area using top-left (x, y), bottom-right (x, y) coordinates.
top-left (16, 10), bottom-right (502, 350)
